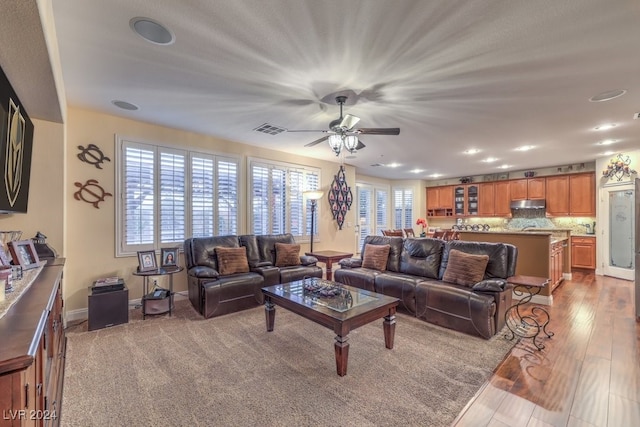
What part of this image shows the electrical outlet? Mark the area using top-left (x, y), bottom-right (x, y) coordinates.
top-left (153, 279), bottom-right (158, 288)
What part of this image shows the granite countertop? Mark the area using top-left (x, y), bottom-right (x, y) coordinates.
top-left (458, 230), bottom-right (554, 236)
top-left (571, 233), bottom-right (597, 238)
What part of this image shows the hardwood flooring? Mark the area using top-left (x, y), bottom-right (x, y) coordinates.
top-left (453, 271), bottom-right (640, 427)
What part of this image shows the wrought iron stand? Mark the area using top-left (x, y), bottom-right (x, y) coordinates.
top-left (504, 275), bottom-right (554, 350)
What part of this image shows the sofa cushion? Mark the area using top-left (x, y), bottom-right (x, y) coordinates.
top-left (442, 249), bottom-right (489, 287)
top-left (362, 244), bottom-right (390, 271)
top-left (439, 241), bottom-right (509, 280)
top-left (274, 243), bottom-right (301, 267)
top-left (399, 238), bottom-right (444, 279)
top-left (215, 247), bottom-right (250, 275)
top-left (361, 236), bottom-right (403, 272)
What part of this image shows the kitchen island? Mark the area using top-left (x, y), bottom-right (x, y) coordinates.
top-left (457, 229), bottom-right (571, 305)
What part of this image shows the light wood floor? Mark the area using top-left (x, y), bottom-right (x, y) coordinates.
top-left (453, 271), bottom-right (640, 427)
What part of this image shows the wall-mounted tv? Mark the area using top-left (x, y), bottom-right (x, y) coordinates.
top-left (0, 64), bottom-right (34, 214)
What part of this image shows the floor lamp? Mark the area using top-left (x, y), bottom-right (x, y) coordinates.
top-left (304, 190), bottom-right (324, 253)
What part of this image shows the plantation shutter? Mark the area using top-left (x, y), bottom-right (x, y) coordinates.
top-left (251, 165), bottom-right (270, 235)
top-left (357, 186), bottom-right (373, 251)
top-left (375, 189), bottom-right (388, 237)
top-left (305, 171), bottom-right (320, 237)
top-left (218, 159), bottom-right (238, 235)
top-left (191, 154), bottom-right (215, 238)
top-left (159, 150), bottom-right (186, 243)
top-left (124, 144), bottom-right (155, 248)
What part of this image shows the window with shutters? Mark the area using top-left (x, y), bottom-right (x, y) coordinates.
top-left (248, 158), bottom-right (320, 240)
top-left (393, 187), bottom-right (414, 229)
top-left (116, 137), bottom-right (240, 256)
top-left (355, 183), bottom-right (390, 253)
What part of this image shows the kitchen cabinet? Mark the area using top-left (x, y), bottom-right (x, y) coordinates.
top-left (550, 240), bottom-right (565, 291)
top-left (545, 175), bottom-right (570, 216)
top-left (569, 173), bottom-right (596, 216)
top-left (571, 236), bottom-right (596, 269)
top-left (454, 184), bottom-right (479, 216)
top-left (494, 181), bottom-right (511, 217)
top-left (511, 178), bottom-right (545, 200)
top-left (426, 186), bottom-right (454, 217)
top-left (478, 183), bottom-right (495, 216)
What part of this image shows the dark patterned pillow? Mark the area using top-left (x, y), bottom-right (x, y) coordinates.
top-left (275, 243), bottom-right (301, 267)
top-left (362, 244), bottom-right (391, 271)
top-left (215, 247), bottom-right (250, 275)
top-left (443, 249), bottom-right (489, 287)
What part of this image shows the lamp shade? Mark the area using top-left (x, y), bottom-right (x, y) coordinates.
top-left (327, 135), bottom-right (342, 156)
top-left (304, 190), bottom-right (324, 200)
top-left (343, 135), bottom-right (358, 153)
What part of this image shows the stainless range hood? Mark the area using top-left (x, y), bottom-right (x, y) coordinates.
top-left (510, 199), bottom-right (546, 209)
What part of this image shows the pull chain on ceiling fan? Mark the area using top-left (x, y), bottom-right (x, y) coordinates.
top-left (287, 95), bottom-right (400, 156)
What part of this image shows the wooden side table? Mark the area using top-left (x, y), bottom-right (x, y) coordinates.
top-left (505, 275), bottom-right (554, 350)
top-left (305, 250), bottom-right (353, 281)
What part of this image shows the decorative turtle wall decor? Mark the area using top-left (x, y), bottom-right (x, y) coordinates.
top-left (77, 143), bottom-right (111, 169)
top-left (73, 179), bottom-right (112, 209)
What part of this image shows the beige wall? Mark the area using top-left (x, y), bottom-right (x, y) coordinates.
top-left (0, 118), bottom-right (65, 256)
top-left (63, 107), bottom-right (360, 312)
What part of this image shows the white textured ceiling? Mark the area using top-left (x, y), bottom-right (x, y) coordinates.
top-left (11, 1), bottom-right (640, 180)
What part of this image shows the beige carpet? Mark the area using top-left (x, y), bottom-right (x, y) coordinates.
top-left (62, 299), bottom-right (515, 427)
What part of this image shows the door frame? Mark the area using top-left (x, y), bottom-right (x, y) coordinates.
top-left (600, 181), bottom-right (635, 280)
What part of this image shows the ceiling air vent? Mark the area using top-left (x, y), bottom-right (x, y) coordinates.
top-left (254, 123), bottom-right (286, 135)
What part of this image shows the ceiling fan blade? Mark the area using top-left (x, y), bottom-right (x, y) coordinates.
top-left (339, 114), bottom-right (360, 130)
top-left (287, 129), bottom-right (329, 133)
top-left (357, 128), bottom-right (400, 135)
top-left (355, 139), bottom-right (366, 150)
top-left (304, 135), bottom-right (330, 147)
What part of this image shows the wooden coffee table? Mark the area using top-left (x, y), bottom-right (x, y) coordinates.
top-left (262, 278), bottom-right (399, 376)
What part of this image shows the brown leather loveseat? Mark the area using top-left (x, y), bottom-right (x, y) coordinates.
top-left (334, 236), bottom-right (517, 339)
top-left (184, 233), bottom-right (322, 318)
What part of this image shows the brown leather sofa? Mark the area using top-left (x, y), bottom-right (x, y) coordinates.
top-left (334, 236), bottom-right (517, 339)
top-left (184, 234), bottom-right (322, 318)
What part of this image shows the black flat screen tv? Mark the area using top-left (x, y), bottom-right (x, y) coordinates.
top-left (0, 64), bottom-right (34, 214)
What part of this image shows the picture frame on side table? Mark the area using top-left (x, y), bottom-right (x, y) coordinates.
top-left (0, 246), bottom-right (11, 266)
top-left (7, 240), bottom-right (40, 270)
top-left (137, 250), bottom-right (157, 272)
top-left (160, 247), bottom-right (178, 269)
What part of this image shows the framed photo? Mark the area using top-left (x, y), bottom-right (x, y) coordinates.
top-left (0, 246), bottom-right (11, 266)
top-left (7, 240), bottom-right (40, 270)
top-left (160, 247), bottom-right (178, 269)
top-left (137, 250), bottom-right (157, 272)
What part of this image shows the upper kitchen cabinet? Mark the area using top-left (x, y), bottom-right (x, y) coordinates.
top-left (510, 178), bottom-right (545, 200)
top-left (494, 181), bottom-right (512, 217)
top-left (545, 175), bottom-right (570, 216)
top-left (569, 173), bottom-right (596, 216)
top-left (454, 184), bottom-right (479, 216)
top-left (426, 185), bottom-right (454, 217)
top-left (478, 183), bottom-right (495, 216)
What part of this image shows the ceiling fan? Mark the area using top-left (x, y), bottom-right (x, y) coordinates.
top-left (287, 96), bottom-right (400, 156)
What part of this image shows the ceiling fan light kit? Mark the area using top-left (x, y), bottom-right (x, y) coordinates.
top-left (294, 95), bottom-right (400, 156)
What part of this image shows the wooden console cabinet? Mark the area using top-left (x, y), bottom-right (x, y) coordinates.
top-left (571, 236), bottom-right (596, 269)
top-left (0, 259), bottom-right (65, 427)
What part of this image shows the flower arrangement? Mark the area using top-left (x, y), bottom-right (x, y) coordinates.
top-left (416, 218), bottom-right (428, 237)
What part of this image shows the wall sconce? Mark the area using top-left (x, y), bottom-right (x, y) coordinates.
top-left (304, 190), bottom-right (324, 252)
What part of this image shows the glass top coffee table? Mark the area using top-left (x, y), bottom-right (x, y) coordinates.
top-left (262, 278), bottom-right (399, 376)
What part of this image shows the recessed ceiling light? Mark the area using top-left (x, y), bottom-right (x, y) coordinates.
top-left (602, 150), bottom-right (616, 156)
top-left (430, 173), bottom-right (443, 178)
top-left (409, 169), bottom-right (424, 174)
top-left (514, 145), bottom-right (535, 151)
top-left (594, 123), bottom-right (617, 131)
top-left (589, 89), bottom-right (627, 102)
top-left (130, 17), bottom-right (175, 45)
top-left (497, 164), bottom-right (511, 169)
top-left (386, 163), bottom-right (401, 168)
top-left (482, 157), bottom-right (498, 163)
top-left (597, 139), bottom-right (618, 146)
top-left (464, 149), bottom-right (480, 155)
top-left (112, 100), bottom-right (139, 110)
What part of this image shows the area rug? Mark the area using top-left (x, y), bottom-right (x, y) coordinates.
top-left (61, 300), bottom-right (515, 427)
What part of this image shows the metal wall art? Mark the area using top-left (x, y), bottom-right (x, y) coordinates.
top-left (328, 165), bottom-right (352, 230)
top-left (602, 153), bottom-right (637, 182)
top-left (77, 143), bottom-right (111, 169)
top-left (73, 179), bottom-right (112, 208)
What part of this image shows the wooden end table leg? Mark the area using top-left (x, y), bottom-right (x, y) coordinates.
top-left (325, 260), bottom-right (334, 281)
top-left (264, 298), bottom-right (275, 332)
top-left (383, 308), bottom-right (397, 349)
top-left (334, 334), bottom-right (349, 376)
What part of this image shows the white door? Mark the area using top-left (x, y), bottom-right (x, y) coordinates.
top-left (355, 184), bottom-right (390, 254)
top-left (601, 183), bottom-right (635, 280)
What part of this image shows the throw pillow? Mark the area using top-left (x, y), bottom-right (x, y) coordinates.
top-left (362, 244), bottom-right (391, 271)
top-left (442, 249), bottom-right (489, 287)
top-left (274, 243), bottom-right (301, 267)
top-left (215, 247), bottom-right (250, 275)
